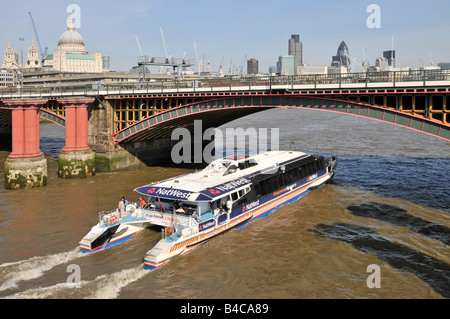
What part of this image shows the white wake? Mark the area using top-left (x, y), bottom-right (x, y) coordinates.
top-left (0, 248), bottom-right (83, 292)
top-left (4, 266), bottom-right (148, 299)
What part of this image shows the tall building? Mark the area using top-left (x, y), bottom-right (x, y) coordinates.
top-left (44, 14), bottom-right (103, 73)
top-left (277, 55), bottom-right (297, 75)
top-left (268, 66), bottom-right (277, 74)
top-left (383, 50), bottom-right (395, 67)
top-left (288, 34), bottom-right (302, 70)
top-left (247, 58), bottom-right (258, 74)
top-left (331, 41), bottom-right (351, 71)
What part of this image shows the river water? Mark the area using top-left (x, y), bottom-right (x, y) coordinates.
top-left (0, 108), bottom-right (449, 300)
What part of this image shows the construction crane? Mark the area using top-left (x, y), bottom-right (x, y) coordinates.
top-left (160, 27), bottom-right (172, 73)
top-left (135, 35), bottom-right (144, 56)
top-left (193, 42), bottom-right (202, 75)
top-left (28, 12), bottom-right (48, 66)
top-left (239, 55), bottom-right (247, 74)
top-left (160, 27), bottom-right (169, 60)
top-left (135, 35), bottom-right (149, 80)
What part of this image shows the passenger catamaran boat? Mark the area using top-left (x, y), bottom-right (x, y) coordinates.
top-left (79, 151), bottom-right (337, 269)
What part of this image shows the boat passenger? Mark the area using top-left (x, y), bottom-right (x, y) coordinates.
top-left (139, 197), bottom-right (146, 208)
top-left (226, 198), bottom-right (233, 214)
top-left (176, 204), bottom-right (186, 213)
top-left (118, 198), bottom-right (125, 217)
top-left (221, 201), bottom-right (227, 212)
top-left (121, 197), bottom-right (128, 216)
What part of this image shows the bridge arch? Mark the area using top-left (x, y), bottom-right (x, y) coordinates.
top-left (112, 95), bottom-right (450, 144)
top-left (39, 108), bottom-right (65, 127)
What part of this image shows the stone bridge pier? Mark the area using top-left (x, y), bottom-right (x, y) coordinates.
top-left (4, 99), bottom-right (47, 189)
top-left (57, 98), bottom-right (96, 178)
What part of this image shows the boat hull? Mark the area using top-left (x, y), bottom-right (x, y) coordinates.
top-left (79, 221), bottom-right (149, 253)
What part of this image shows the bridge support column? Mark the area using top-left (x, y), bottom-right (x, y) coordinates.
top-left (4, 100), bottom-right (47, 189)
top-left (58, 98), bottom-right (96, 179)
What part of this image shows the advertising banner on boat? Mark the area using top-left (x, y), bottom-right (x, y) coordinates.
top-left (198, 177), bottom-right (252, 200)
top-left (135, 186), bottom-right (193, 200)
top-left (199, 219), bottom-right (216, 232)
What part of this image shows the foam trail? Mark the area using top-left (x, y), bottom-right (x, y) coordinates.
top-left (5, 266), bottom-right (148, 299)
top-left (0, 248), bottom-right (83, 292)
top-left (84, 266), bottom-right (148, 299)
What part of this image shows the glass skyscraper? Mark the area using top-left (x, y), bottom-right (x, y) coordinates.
top-left (331, 41), bottom-right (351, 71)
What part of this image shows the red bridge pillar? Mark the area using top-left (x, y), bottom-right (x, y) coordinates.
top-left (4, 99), bottom-right (47, 189)
top-left (58, 98), bottom-right (96, 178)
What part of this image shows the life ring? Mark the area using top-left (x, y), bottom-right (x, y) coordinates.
top-left (166, 226), bottom-right (173, 236)
top-left (110, 215), bottom-right (118, 225)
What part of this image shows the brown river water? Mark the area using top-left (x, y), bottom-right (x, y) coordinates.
top-left (0, 108), bottom-right (449, 300)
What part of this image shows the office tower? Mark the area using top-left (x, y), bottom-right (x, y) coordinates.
top-left (331, 41), bottom-right (351, 71)
top-left (277, 55), bottom-right (297, 75)
top-left (247, 58), bottom-right (258, 74)
top-left (288, 34), bottom-right (302, 69)
top-left (383, 50), bottom-right (395, 67)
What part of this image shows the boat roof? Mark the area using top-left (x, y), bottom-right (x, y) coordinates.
top-left (134, 151), bottom-right (309, 202)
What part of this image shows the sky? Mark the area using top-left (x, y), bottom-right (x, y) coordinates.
top-left (1, 0), bottom-right (450, 73)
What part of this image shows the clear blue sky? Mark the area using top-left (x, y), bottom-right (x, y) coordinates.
top-left (1, 0), bottom-right (449, 73)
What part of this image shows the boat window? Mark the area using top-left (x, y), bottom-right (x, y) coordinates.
top-left (260, 179), bottom-right (268, 195)
top-left (231, 192), bottom-right (239, 201)
top-left (223, 164), bottom-right (238, 176)
top-left (214, 196), bottom-right (229, 209)
top-left (271, 176), bottom-right (280, 191)
top-left (238, 189), bottom-right (245, 197)
top-left (318, 156), bottom-right (325, 170)
top-left (222, 161), bottom-right (231, 168)
top-left (205, 160), bottom-right (232, 172)
top-left (237, 196), bottom-right (248, 206)
top-left (238, 159), bottom-right (257, 170)
top-left (277, 174), bottom-right (285, 188)
top-left (254, 184), bottom-right (262, 197)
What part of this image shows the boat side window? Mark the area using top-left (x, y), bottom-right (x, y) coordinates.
top-left (310, 161), bottom-right (317, 174)
top-left (318, 157), bottom-right (325, 170)
top-left (238, 189), bottom-right (245, 197)
top-left (271, 175), bottom-right (280, 191)
top-left (277, 174), bottom-right (285, 189)
top-left (297, 166), bottom-right (305, 179)
top-left (223, 164), bottom-right (238, 176)
top-left (257, 176), bottom-right (277, 197)
top-left (215, 196), bottom-right (229, 210)
top-left (237, 196), bottom-right (248, 206)
top-left (231, 192), bottom-right (239, 201)
top-left (284, 168), bottom-right (297, 185)
top-left (254, 183), bottom-right (262, 197)
top-left (313, 159), bottom-right (319, 172)
top-left (260, 179), bottom-right (268, 196)
top-left (305, 162), bottom-right (313, 176)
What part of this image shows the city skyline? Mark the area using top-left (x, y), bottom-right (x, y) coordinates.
top-left (1, 0), bottom-right (449, 73)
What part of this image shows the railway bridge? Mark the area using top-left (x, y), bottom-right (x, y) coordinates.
top-left (1, 70), bottom-right (450, 189)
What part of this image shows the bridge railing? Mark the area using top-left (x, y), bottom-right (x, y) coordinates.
top-left (1, 69), bottom-right (450, 99)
